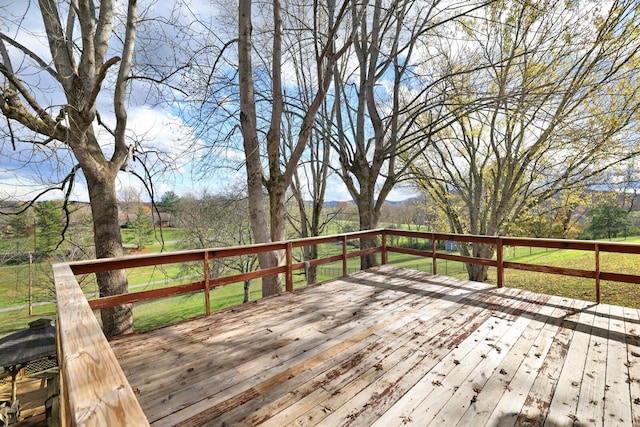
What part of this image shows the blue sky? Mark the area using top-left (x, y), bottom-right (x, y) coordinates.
top-left (0, 1), bottom-right (417, 205)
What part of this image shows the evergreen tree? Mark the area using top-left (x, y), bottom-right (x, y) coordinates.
top-left (158, 191), bottom-right (180, 215)
top-left (35, 201), bottom-right (63, 252)
top-left (586, 203), bottom-right (630, 240)
top-left (132, 207), bottom-right (153, 249)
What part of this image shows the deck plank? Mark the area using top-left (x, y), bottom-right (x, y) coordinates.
top-left (221, 277), bottom-right (487, 426)
top-left (122, 275), bottom-right (417, 405)
top-left (616, 306), bottom-right (640, 426)
top-left (369, 288), bottom-right (536, 427)
top-left (241, 274), bottom-right (496, 425)
top-left (107, 266), bottom-right (640, 427)
top-left (574, 303), bottom-right (610, 425)
top-left (515, 298), bottom-right (587, 426)
top-left (298, 297), bottom-right (499, 426)
top-left (403, 290), bottom-right (539, 425)
top-left (437, 291), bottom-right (554, 426)
top-left (479, 295), bottom-right (568, 426)
top-left (151, 269), bottom-right (460, 426)
top-left (544, 299), bottom-right (597, 425)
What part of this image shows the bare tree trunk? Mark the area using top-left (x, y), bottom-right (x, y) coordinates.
top-left (459, 242), bottom-right (494, 283)
top-left (267, 183), bottom-right (286, 294)
top-left (244, 280), bottom-right (250, 303)
top-left (355, 191), bottom-right (379, 269)
top-left (306, 246), bottom-right (318, 285)
top-left (238, 0), bottom-right (281, 297)
top-left (85, 172), bottom-right (133, 336)
top-left (263, 0), bottom-right (286, 295)
top-left (238, 0), bottom-right (344, 296)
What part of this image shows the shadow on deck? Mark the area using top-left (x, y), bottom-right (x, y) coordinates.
top-left (108, 265), bottom-right (640, 426)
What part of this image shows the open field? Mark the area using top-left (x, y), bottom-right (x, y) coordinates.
top-left (2, 233), bottom-right (640, 339)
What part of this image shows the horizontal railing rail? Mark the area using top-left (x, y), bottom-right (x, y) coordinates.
top-left (52, 228), bottom-right (640, 425)
top-left (382, 230), bottom-right (640, 302)
top-left (62, 229), bottom-right (640, 317)
top-left (73, 230), bottom-right (382, 311)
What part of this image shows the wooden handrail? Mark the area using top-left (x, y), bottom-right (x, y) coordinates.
top-left (74, 231), bottom-right (380, 310)
top-left (53, 263), bottom-right (149, 426)
top-left (65, 230), bottom-right (640, 312)
top-left (383, 230), bottom-right (640, 303)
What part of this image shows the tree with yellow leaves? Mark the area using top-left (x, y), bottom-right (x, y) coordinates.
top-left (410, 0), bottom-right (640, 281)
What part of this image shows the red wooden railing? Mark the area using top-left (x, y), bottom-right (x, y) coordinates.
top-left (384, 231), bottom-right (640, 303)
top-left (67, 230), bottom-right (640, 312)
top-left (52, 229), bottom-right (640, 425)
top-left (68, 230), bottom-right (381, 312)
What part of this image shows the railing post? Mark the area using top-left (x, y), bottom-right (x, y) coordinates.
top-left (496, 237), bottom-right (504, 288)
top-left (204, 251), bottom-right (211, 315)
top-left (595, 242), bottom-right (601, 303)
top-left (342, 235), bottom-right (348, 277)
top-left (286, 241), bottom-right (293, 292)
top-left (382, 230), bottom-right (388, 265)
top-left (431, 233), bottom-right (437, 275)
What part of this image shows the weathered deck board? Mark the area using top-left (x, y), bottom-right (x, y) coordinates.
top-left (624, 306), bottom-right (640, 425)
top-left (574, 303), bottom-right (609, 425)
top-left (604, 304), bottom-right (632, 425)
top-left (545, 299), bottom-right (597, 424)
top-left (232, 289), bottom-right (493, 427)
top-left (367, 288), bottom-right (539, 427)
top-left (109, 265), bottom-right (640, 426)
top-left (478, 295), bottom-right (567, 426)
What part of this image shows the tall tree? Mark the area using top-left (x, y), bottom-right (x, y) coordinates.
top-left (331, 0), bottom-right (495, 268)
top-left (132, 206), bottom-right (153, 249)
top-left (158, 191), bottom-right (180, 216)
top-left (410, 0), bottom-right (640, 281)
top-left (176, 190), bottom-right (258, 300)
top-left (237, 0), bottom-right (351, 295)
top-left (0, 1), bottom-right (141, 336)
top-left (238, 0), bottom-right (276, 294)
top-left (586, 202), bottom-right (631, 240)
top-left (284, 3), bottom-right (342, 284)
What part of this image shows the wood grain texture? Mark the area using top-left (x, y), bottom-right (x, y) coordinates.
top-left (105, 266), bottom-right (640, 426)
top-left (53, 263), bottom-right (149, 426)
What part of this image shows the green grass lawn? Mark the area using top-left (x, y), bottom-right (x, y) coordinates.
top-left (2, 234), bottom-right (640, 338)
top-left (0, 263), bottom-right (54, 308)
top-left (0, 304), bottom-right (57, 340)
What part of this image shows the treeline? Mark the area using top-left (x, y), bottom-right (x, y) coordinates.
top-left (2, 188), bottom-right (638, 266)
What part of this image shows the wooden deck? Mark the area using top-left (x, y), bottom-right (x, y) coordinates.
top-left (109, 265), bottom-right (640, 426)
top-left (0, 377), bottom-right (48, 426)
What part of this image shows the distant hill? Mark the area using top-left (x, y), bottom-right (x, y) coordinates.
top-left (318, 198), bottom-right (418, 208)
top-left (322, 200), bottom-right (354, 208)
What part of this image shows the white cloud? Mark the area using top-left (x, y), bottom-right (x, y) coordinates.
top-left (128, 106), bottom-right (196, 158)
top-left (0, 170), bottom-right (89, 203)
